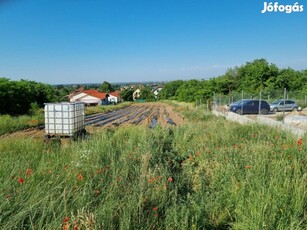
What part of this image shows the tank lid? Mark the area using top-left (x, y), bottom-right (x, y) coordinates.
top-left (44, 102), bottom-right (85, 105)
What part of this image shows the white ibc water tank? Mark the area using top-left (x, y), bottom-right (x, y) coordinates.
top-left (44, 102), bottom-right (85, 136)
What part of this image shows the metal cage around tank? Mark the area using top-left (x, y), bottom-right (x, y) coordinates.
top-left (44, 102), bottom-right (85, 137)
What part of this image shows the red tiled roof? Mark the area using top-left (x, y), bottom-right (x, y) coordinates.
top-left (109, 90), bottom-right (121, 98)
top-left (83, 90), bottom-right (108, 100)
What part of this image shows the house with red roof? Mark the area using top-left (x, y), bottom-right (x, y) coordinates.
top-left (69, 89), bottom-right (109, 105)
top-left (69, 89), bottom-right (122, 105)
top-left (108, 90), bottom-right (122, 104)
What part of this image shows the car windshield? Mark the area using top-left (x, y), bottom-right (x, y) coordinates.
top-left (231, 99), bottom-right (248, 106)
top-left (271, 100), bottom-right (282, 105)
top-left (232, 100), bottom-right (242, 105)
top-left (239, 101), bottom-right (248, 105)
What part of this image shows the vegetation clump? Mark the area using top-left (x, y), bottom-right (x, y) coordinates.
top-left (160, 59), bottom-right (307, 103)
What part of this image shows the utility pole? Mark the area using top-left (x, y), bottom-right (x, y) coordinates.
top-left (258, 81), bottom-right (262, 115)
top-left (283, 88), bottom-right (286, 123)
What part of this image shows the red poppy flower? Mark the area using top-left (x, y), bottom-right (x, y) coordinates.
top-left (298, 139), bottom-right (303, 146)
top-left (62, 223), bottom-right (70, 230)
top-left (18, 177), bottom-right (25, 184)
top-left (152, 207), bottom-right (158, 211)
top-left (245, 165), bottom-right (251, 169)
top-left (63, 217), bottom-right (70, 223)
top-left (77, 173), bottom-right (83, 181)
top-left (168, 177), bottom-right (173, 183)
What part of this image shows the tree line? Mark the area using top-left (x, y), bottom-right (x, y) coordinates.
top-left (159, 59), bottom-right (307, 102)
top-left (0, 78), bottom-right (55, 115)
top-left (0, 77), bottom-right (155, 115)
top-left (1, 58), bottom-right (306, 115)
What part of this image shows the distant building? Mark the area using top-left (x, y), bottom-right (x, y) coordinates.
top-left (68, 89), bottom-right (122, 106)
top-left (133, 89), bottom-right (141, 101)
top-left (69, 89), bottom-right (109, 106)
top-left (152, 87), bottom-right (163, 98)
top-left (108, 90), bottom-right (122, 104)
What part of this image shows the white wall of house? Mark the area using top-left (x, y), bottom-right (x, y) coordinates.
top-left (108, 94), bottom-right (119, 103)
top-left (153, 87), bottom-right (163, 97)
top-left (133, 89), bottom-right (141, 100)
top-left (71, 95), bottom-right (101, 104)
top-left (70, 92), bottom-right (87, 102)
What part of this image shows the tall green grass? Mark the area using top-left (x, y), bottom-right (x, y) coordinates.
top-left (0, 113), bottom-right (44, 136)
top-left (0, 108), bottom-right (306, 229)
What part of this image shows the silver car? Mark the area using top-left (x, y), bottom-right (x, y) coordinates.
top-left (270, 99), bottom-right (298, 112)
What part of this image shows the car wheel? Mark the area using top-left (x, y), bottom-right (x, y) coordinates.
top-left (260, 109), bottom-right (268, 115)
top-left (273, 107), bottom-right (278, 113)
top-left (236, 109), bottom-right (242, 115)
top-left (292, 107), bottom-right (298, 111)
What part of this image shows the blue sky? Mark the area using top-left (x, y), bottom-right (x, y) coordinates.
top-left (0, 0), bottom-right (306, 84)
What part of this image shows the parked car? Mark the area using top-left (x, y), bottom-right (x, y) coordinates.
top-left (229, 99), bottom-right (270, 115)
top-left (270, 99), bottom-right (299, 112)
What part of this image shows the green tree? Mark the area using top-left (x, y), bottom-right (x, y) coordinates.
top-left (99, 81), bottom-right (114, 93)
top-left (139, 87), bottom-right (155, 101)
top-left (236, 59), bottom-right (279, 95)
top-left (275, 68), bottom-right (305, 91)
top-left (0, 78), bottom-right (12, 114)
top-left (223, 67), bottom-right (240, 94)
top-left (177, 80), bottom-right (205, 102)
top-left (0, 78), bottom-right (56, 115)
top-left (159, 80), bottom-right (184, 99)
top-left (120, 88), bottom-right (134, 101)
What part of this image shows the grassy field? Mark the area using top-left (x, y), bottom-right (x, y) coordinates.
top-left (0, 113), bottom-right (44, 136)
top-left (0, 105), bottom-right (306, 229)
